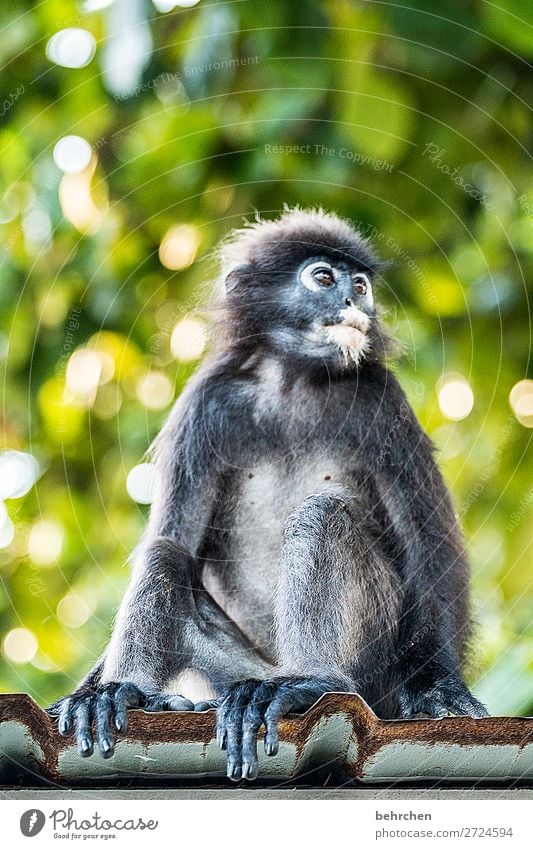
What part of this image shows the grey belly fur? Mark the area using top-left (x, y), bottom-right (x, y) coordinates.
top-left (202, 456), bottom-right (348, 657)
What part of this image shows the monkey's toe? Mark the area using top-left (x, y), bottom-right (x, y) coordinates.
top-left (216, 676), bottom-right (341, 781)
top-left (193, 698), bottom-right (220, 712)
top-left (143, 693), bottom-right (194, 712)
top-left (399, 677), bottom-right (489, 720)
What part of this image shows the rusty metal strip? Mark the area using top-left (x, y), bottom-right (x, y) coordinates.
top-left (1, 693), bottom-right (532, 787)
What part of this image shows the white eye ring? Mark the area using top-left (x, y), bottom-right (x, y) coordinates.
top-left (300, 261), bottom-right (335, 291)
top-left (353, 273), bottom-right (373, 305)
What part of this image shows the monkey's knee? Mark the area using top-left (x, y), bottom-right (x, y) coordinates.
top-left (142, 536), bottom-right (195, 575)
top-left (139, 536), bottom-right (199, 613)
top-left (283, 485), bottom-right (356, 541)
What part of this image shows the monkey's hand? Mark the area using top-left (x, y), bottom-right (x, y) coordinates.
top-left (212, 676), bottom-right (343, 781)
top-left (47, 682), bottom-right (194, 758)
top-left (398, 675), bottom-right (489, 720)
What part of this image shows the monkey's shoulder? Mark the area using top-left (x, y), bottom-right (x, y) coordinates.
top-left (170, 357), bottom-right (429, 464)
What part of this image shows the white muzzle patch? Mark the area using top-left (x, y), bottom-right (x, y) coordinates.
top-left (324, 306), bottom-right (371, 364)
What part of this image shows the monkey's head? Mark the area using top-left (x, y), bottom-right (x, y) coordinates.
top-left (218, 208), bottom-right (391, 371)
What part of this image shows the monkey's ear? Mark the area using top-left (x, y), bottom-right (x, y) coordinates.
top-left (224, 265), bottom-right (253, 293)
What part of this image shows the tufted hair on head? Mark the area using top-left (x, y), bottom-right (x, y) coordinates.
top-left (218, 206), bottom-right (379, 278)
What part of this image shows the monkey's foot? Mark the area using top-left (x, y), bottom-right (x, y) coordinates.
top-left (47, 682), bottom-right (194, 759)
top-left (214, 676), bottom-right (342, 782)
top-left (398, 676), bottom-right (489, 720)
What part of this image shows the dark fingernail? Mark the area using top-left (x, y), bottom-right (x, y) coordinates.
top-left (216, 732), bottom-right (226, 750)
top-left (59, 721), bottom-right (71, 735)
top-left (115, 718), bottom-right (124, 732)
top-left (265, 741), bottom-right (278, 756)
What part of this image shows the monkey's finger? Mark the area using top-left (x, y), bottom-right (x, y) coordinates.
top-left (263, 706), bottom-right (280, 757)
top-left (164, 695), bottom-right (195, 711)
top-left (397, 691), bottom-right (413, 718)
top-left (57, 698), bottom-right (75, 736)
top-left (460, 694), bottom-right (489, 718)
top-left (241, 726), bottom-right (260, 780)
top-left (142, 693), bottom-right (194, 712)
top-left (194, 699), bottom-right (220, 712)
top-left (142, 695), bottom-right (168, 712)
top-left (74, 699), bottom-right (94, 757)
top-left (418, 696), bottom-right (448, 719)
top-left (398, 692), bottom-right (441, 719)
top-left (113, 683), bottom-right (142, 732)
top-left (448, 696), bottom-right (489, 719)
top-left (241, 706), bottom-right (263, 780)
top-left (241, 682), bottom-right (277, 775)
top-left (216, 689), bottom-right (246, 752)
top-left (443, 704), bottom-right (470, 717)
top-left (225, 707), bottom-right (245, 781)
top-left (215, 702), bottom-right (229, 750)
top-left (224, 682), bottom-right (259, 780)
top-left (95, 693), bottom-right (115, 758)
top-left (217, 681), bottom-right (258, 762)
top-left (264, 692), bottom-right (294, 756)
top-left (263, 683), bottom-right (307, 755)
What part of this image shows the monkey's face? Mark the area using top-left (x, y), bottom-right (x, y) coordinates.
top-left (254, 252), bottom-right (379, 370)
top-left (220, 209), bottom-right (389, 370)
top-left (293, 256), bottom-right (375, 366)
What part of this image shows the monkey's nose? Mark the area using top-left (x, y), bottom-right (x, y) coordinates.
top-left (345, 297), bottom-right (353, 307)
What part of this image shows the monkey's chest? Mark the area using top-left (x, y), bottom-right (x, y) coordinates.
top-left (201, 458), bottom-right (347, 652)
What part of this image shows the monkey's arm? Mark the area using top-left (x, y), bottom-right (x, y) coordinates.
top-left (48, 370), bottom-right (271, 757)
top-left (374, 382), bottom-right (487, 718)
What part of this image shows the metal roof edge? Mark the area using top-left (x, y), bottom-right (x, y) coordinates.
top-left (1, 692), bottom-right (532, 787)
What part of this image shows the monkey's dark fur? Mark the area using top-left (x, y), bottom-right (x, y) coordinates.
top-left (49, 208), bottom-right (487, 781)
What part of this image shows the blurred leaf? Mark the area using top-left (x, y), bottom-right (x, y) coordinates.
top-left (482, 0), bottom-right (533, 58)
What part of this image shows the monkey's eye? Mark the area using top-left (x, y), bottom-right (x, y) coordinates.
top-left (353, 273), bottom-right (371, 297)
top-left (300, 261), bottom-right (336, 291)
top-left (313, 267), bottom-right (334, 286)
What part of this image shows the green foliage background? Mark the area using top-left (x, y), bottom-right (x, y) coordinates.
top-left (0, 0), bottom-right (531, 715)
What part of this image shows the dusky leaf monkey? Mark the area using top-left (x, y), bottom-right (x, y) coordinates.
top-left (49, 208), bottom-right (487, 781)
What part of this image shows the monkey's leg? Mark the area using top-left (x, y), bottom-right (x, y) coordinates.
top-left (48, 537), bottom-right (270, 758)
top-left (216, 486), bottom-right (401, 780)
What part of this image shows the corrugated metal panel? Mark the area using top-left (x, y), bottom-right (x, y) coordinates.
top-left (1, 693), bottom-right (532, 787)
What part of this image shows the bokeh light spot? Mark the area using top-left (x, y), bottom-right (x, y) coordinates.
top-left (57, 592), bottom-right (90, 628)
top-left (53, 136), bottom-right (93, 174)
top-left (46, 28), bottom-right (96, 69)
top-left (65, 348), bottom-right (113, 407)
top-left (93, 384), bottom-right (123, 420)
top-left (0, 451), bottom-right (39, 500)
top-left (510, 380), bottom-right (533, 428)
top-left (437, 374), bottom-right (474, 421)
top-left (59, 158), bottom-right (107, 234)
top-left (126, 463), bottom-right (157, 504)
top-left (170, 317), bottom-right (206, 361)
top-left (136, 371), bottom-right (174, 410)
top-left (28, 519), bottom-right (64, 565)
top-left (0, 505), bottom-right (15, 549)
top-left (159, 224), bottom-right (200, 270)
top-left (3, 628), bottom-right (38, 664)
top-left (154, 0), bottom-right (201, 8)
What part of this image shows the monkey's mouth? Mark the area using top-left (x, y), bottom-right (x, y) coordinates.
top-left (325, 324), bottom-right (366, 350)
top-left (323, 306), bottom-right (370, 354)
